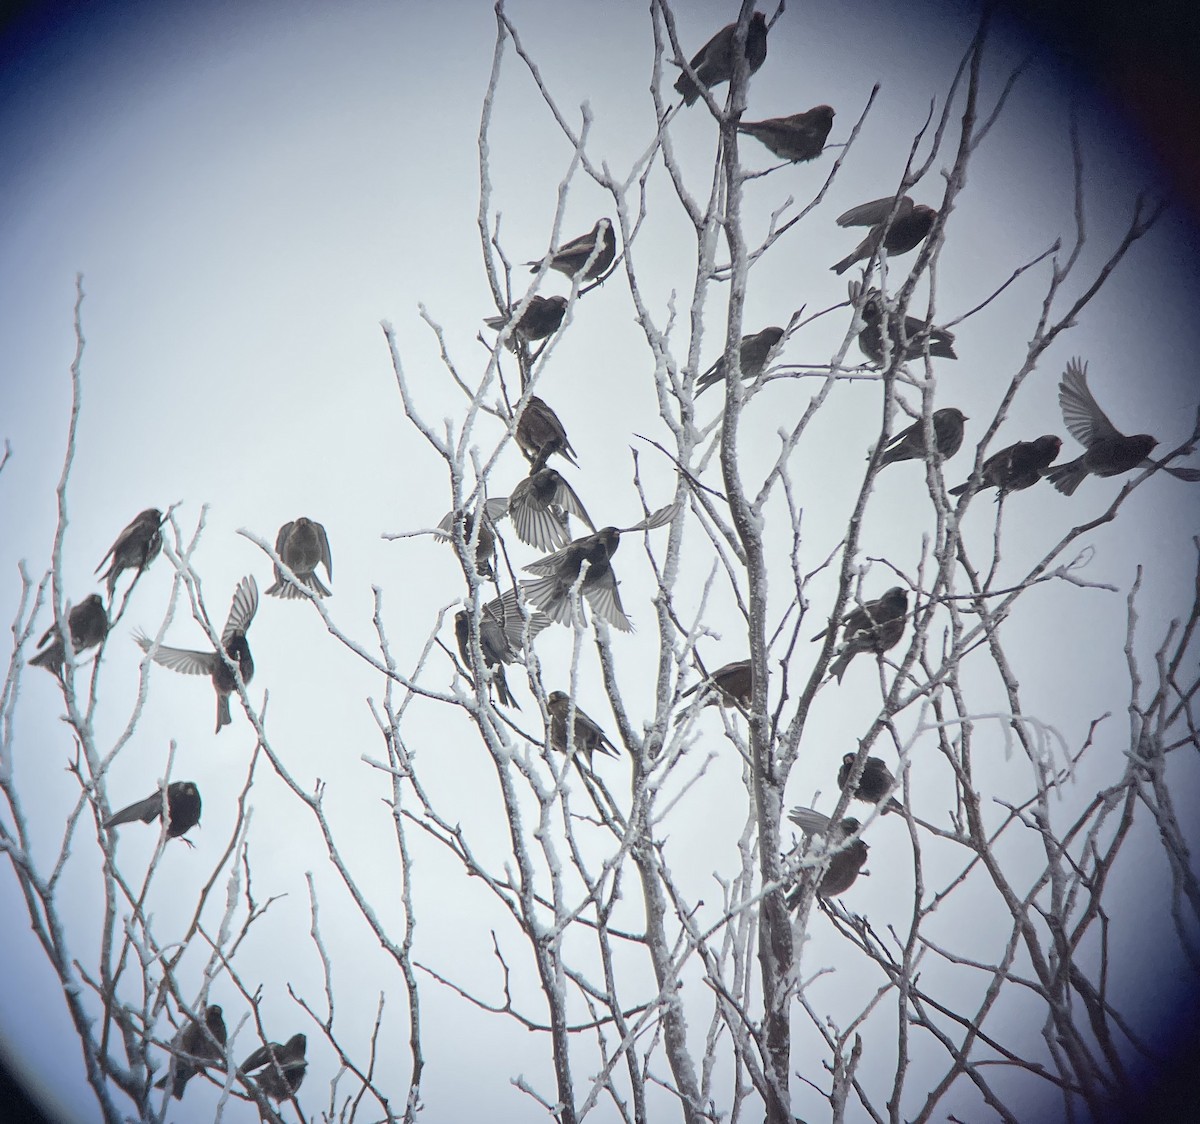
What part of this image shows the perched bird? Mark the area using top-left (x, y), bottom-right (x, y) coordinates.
top-left (480, 594), bottom-right (554, 652)
top-left (673, 12), bottom-right (768, 107)
top-left (950, 435), bottom-right (1062, 497)
top-left (675, 659), bottom-right (752, 724)
top-left (695, 326), bottom-right (785, 395)
top-left (1045, 358), bottom-right (1200, 495)
top-left (135, 576), bottom-right (258, 733)
top-left (786, 807), bottom-right (869, 899)
top-left (95, 508), bottom-right (163, 597)
top-left (30, 594), bottom-right (109, 676)
top-left (527, 218), bottom-right (616, 281)
top-left (455, 607), bottom-right (520, 708)
top-left (508, 467), bottom-right (595, 552)
top-left (436, 499), bottom-right (508, 581)
top-left (515, 395), bottom-right (578, 469)
top-left (855, 288), bottom-right (956, 365)
top-left (813, 586), bottom-right (908, 684)
top-left (240, 1033), bottom-right (307, 1102)
top-left (155, 1005), bottom-right (226, 1099)
top-left (737, 105), bottom-right (834, 163)
top-left (265, 517), bottom-right (333, 599)
top-left (105, 781), bottom-right (201, 838)
top-left (837, 754), bottom-right (903, 814)
top-left (832, 195), bottom-right (938, 275)
top-left (546, 691), bottom-right (620, 767)
top-left (877, 407), bottom-right (967, 468)
top-left (484, 295), bottom-right (567, 350)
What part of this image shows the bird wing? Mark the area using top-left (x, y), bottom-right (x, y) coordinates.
top-left (240, 1043), bottom-right (275, 1073)
top-left (315, 521), bottom-right (333, 580)
top-left (522, 541), bottom-right (578, 577)
top-left (1059, 358), bottom-right (1123, 446)
top-left (519, 575), bottom-right (578, 625)
top-left (274, 521), bottom-right (295, 558)
top-left (510, 487), bottom-right (570, 552)
top-left (222, 576), bottom-right (258, 643)
top-left (836, 194), bottom-right (912, 228)
top-left (583, 571), bottom-right (634, 632)
top-left (622, 503), bottom-right (676, 532)
top-left (136, 635), bottom-right (218, 676)
top-left (552, 477), bottom-right (594, 531)
top-left (787, 806), bottom-right (834, 834)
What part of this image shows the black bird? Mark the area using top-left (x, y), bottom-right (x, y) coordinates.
top-left (436, 499), bottom-right (507, 581)
top-left (855, 288), bottom-right (956, 365)
top-left (508, 467), bottom-right (595, 552)
top-left (837, 754), bottom-right (903, 814)
top-left (695, 326), bottom-right (785, 395)
top-left (950, 435), bottom-right (1062, 497)
top-left (527, 218), bottom-right (615, 281)
top-left (485, 295), bottom-right (567, 350)
top-left (96, 508), bottom-right (163, 597)
top-left (105, 781), bottom-right (201, 838)
top-left (518, 527), bottom-right (631, 632)
top-left (515, 395), bottom-right (578, 469)
top-left (673, 12), bottom-right (768, 107)
top-left (30, 594), bottom-right (109, 677)
top-left (878, 407), bottom-right (967, 468)
top-left (786, 807), bottom-right (869, 899)
top-left (136, 575), bottom-right (258, 733)
top-left (676, 659), bottom-right (751, 724)
top-left (455, 607), bottom-right (522, 708)
top-left (546, 691), bottom-right (620, 767)
top-left (241, 1033), bottom-right (307, 1102)
top-left (265, 517), bottom-right (333, 599)
top-left (813, 586), bottom-right (908, 684)
top-left (480, 594), bottom-right (554, 652)
top-left (155, 1005), bottom-right (226, 1099)
top-left (832, 195), bottom-right (938, 275)
top-left (737, 105), bottom-right (834, 163)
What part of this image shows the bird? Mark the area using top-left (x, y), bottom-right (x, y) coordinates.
top-left (1044, 358), bottom-right (1200, 495)
top-left (546, 691), bottom-right (620, 767)
top-left (786, 807), bottom-right (869, 899)
top-left (673, 12), bottom-right (768, 107)
top-left (265, 517), bottom-right (333, 599)
top-left (877, 407), bottom-right (967, 468)
top-left (507, 467), bottom-right (595, 552)
top-left (737, 105), bottom-right (834, 163)
top-left (105, 781), bottom-right (201, 838)
top-left (813, 586), bottom-right (908, 684)
top-left (949, 435), bottom-right (1062, 497)
top-left (515, 395), bottom-right (579, 470)
top-left (155, 1005), bottom-right (226, 1099)
top-left (30, 594), bottom-right (109, 677)
top-left (480, 594), bottom-right (554, 652)
top-left (831, 195), bottom-right (938, 275)
top-left (837, 754), bottom-right (903, 814)
top-left (484, 295), bottom-right (567, 350)
top-left (695, 326), bottom-right (785, 395)
top-left (455, 607), bottom-right (520, 708)
top-left (135, 575), bottom-right (258, 733)
top-left (516, 527), bottom-right (631, 632)
top-left (855, 288), bottom-right (956, 365)
top-left (675, 659), bottom-right (752, 724)
top-left (527, 218), bottom-right (616, 281)
top-left (95, 508), bottom-right (163, 598)
top-left (240, 1033), bottom-right (307, 1102)
top-left (437, 500), bottom-right (508, 581)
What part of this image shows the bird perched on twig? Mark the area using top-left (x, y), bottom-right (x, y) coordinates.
top-left (675, 659), bottom-right (751, 724)
top-left (813, 586), bottom-right (908, 684)
top-left (96, 508), bottom-right (163, 598)
top-left (527, 218), bottom-right (616, 281)
top-left (837, 754), bottom-right (903, 814)
top-left (454, 605), bottom-right (537, 709)
top-left (485, 295), bottom-right (567, 350)
top-left (240, 1033), bottom-right (307, 1102)
top-left (673, 12), bottom-right (768, 107)
top-left (508, 467), bottom-right (594, 552)
top-left (105, 781), bottom-right (201, 839)
top-left (265, 517), bottom-right (333, 599)
top-left (135, 576), bottom-right (257, 733)
top-left (950, 435), bottom-right (1061, 497)
top-left (515, 395), bottom-right (578, 470)
top-left (546, 691), bottom-right (620, 767)
top-left (695, 326), bottom-right (785, 395)
top-left (436, 499), bottom-right (508, 581)
top-left (30, 594), bottom-right (109, 677)
top-left (155, 1005), bottom-right (226, 1099)
top-left (854, 287), bottom-right (956, 365)
top-left (877, 407), bottom-right (967, 468)
top-left (831, 195), bottom-right (938, 275)
top-left (786, 807), bottom-right (868, 899)
top-left (737, 105), bottom-right (834, 163)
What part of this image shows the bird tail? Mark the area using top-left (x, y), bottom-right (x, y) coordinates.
top-left (948, 480), bottom-right (969, 497)
top-left (1044, 457), bottom-right (1087, 496)
top-left (29, 645), bottom-right (62, 672)
top-left (831, 253), bottom-right (858, 275)
top-left (104, 797), bottom-right (158, 829)
top-left (885, 797), bottom-right (904, 814)
top-left (828, 649), bottom-right (854, 684)
top-left (493, 666), bottom-right (519, 709)
top-left (216, 693), bottom-right (232, 732)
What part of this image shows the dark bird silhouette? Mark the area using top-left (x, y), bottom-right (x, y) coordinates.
top-left (480, 594), bottom-right (554, 652)
top-left (813, 586), bottom-right (908, 684)
top-left (695, 326), bottom-right (785, 395)
top-left (155, 1005), bottom-right (226, 1099)
top-left (96, 508), bottom-right (163, 597)
top-left (508, 467), bottom-right (595, 552)
top-left (737, 105), bottom-right (834, 162)
top-left (676, 659), bottom-right (751, 724)
top-left (437, 499), bottom-right (508, 581)
top-left (673, 12), bottom-right (768, 107)
top-left (265, 517), bottom-right (333, 599)
top-left (837, 754), bottom-right (903, 814)
top-left (135, 576), bottom-right (257, 733)
top-left (455, 607), bottom-right (521, 708)
top-left (528, 218), bottom-right (616, 281)
top-left (241, 1033), bottom-right (307, 1102)
top-left (30, 594), bottom-right (109, 676)
top-left (878, 407), bottom-right (966, 468)
top-left (546, 691), bottom-right (620, 767)
top-left (786, 807), bottom-right (868, 899)
top-left (485, 295), bottom-right (567, 350)
top-left (950, 435), bottom-right (1062, 497)
top-left (515, 395), bottom-right (578, 469)
top-left (105, 781), bottom-right (201, 838)
top-left (855, 288), bottom-right (956, 365)
top-left (832, 195), bottom-right (938, 275)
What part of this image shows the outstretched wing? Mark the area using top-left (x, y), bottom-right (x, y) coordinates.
top-left (222, 575), bottom-right (258, 643)
top-left (583, 571), bottom-right (634, 633)
top-left (1059, 358), bottom-right (1123, 446)
top-left (135, 632), bottom-right (217, 677)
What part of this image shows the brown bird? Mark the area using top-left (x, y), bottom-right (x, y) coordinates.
top-left (673, 12), bottom-right (768, 107)
top-left (455, 607), bottom-right (521, 708)
top-left (105, 781), bottom-right (201, 838)
top-left (240, 1033), bottom-right (307, 1102)
top-left (517, 527), bottom-right (631, 632)
top-left (437, 499), bottom-right (508, 581)
top-left (507, 467), bottom-right (595, 552)
top-left (676, 659), bottom-right (751, 724)
top-left (30, 594), bottom-right (109, 677)
top-left (135, 575), bottom-right (257, 733)
top-left (155, 1005), bottom-right (226, 1099)
top-left (546, 690), bottom-right (620, 767)
top-left (950, 435), bottom-right (1062, 497)
top-left (813, 586), bottom-right (908, 684)
top-left (265, 517), bottom-right (333, 599)
top-left (95, 508), bottom-right (163, 597)
top-left (786, 807), bottom-right (868, 899)
top-left (484, 295), bottom-right (567, 350)
top-left (737, 105), bottom-right (834, 163)
top-left (527, 218), bottom-right (616, 281)
top-left (695, 326), bottom-right (785, 395)
top-left (878, 407), bottom-right (966, 468)
top-left (855, 288), bottom-right (956, 365)
top-left (837, 754), bottom-right (903, 814)
top-left (832, 195), bottom-right (938, 274)
top-left (515, 395), bottom-right (578, 469)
